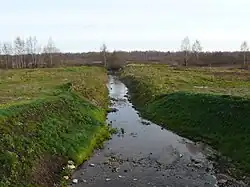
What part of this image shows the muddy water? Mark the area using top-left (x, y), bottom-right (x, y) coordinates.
top-left (70, 75), bottom-right (219, 187)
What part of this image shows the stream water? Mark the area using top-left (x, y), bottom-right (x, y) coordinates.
top-left (69, 75), bottom-right (241, 187)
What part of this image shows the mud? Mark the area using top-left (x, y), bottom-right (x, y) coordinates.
top-left (69, 75), bottom-right (246, 187)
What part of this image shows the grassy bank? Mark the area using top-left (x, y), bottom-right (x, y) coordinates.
top-left (121, 64), bottom-right (250, 173)
top-left (0, 67), bottom-right (110, 186)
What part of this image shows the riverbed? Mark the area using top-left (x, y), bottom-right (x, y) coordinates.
top-left (69, 75), bottom-right (242, 187)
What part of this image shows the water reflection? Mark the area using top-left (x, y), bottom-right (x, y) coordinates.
top-left (70, 75), bottom-right (217, 187)
top-left (107, 75), bottom-right (211, 161)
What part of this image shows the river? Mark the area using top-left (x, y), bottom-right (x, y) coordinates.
top-left (69, 75), bottom-right (235, 187)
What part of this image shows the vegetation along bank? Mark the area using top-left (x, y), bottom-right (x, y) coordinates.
top-left (0, 67), bottom-right (111, 187)
top-left (121, 64), bottom-right (250, 175)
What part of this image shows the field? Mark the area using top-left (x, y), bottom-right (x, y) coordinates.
top-left (0, 67), bottom-right (108, 107)
top-left (121, 64), bottom-right (250, 174)
top-left (0, 67), bottom-right (110, 187)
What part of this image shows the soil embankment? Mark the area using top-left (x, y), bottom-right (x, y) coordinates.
top-left (121, 64), bottom-right (250, 185)
top-left (69, 75), bottom-right (234, 187)
top-left (0, 67), bottom-right (110, 187)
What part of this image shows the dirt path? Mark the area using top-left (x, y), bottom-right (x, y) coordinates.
top-left (69, 75), bottom-right (245, 187)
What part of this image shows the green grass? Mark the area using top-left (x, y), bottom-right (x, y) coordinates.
top-left (121, 64), bottom-right (250, 174)
top-left (0, 67), bottom-right (108, 107)
top-left (122, 64), bottom-right (250, 98)
top-left (0, 67), bottom-right (111, 186)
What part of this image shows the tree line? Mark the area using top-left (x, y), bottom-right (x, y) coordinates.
top-left (180, 36), bottom-right (249, 67)
top-left (0, 36), bottom-right (59, 69)
top-left (0, 36), bottom-right (249, 69)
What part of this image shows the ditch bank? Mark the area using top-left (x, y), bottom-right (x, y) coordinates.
top-left (121, 75), bottom-right (250, 185)
top-left (69, 75), bottom-right (218, 187)
top-left (0, 87), bottom-right (111, 187)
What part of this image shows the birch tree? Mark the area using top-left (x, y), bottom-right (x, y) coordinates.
top-left (14, 37), bottom-right (25, 68)
top-left (192, 40), bottom-right (202, 61)
top-left (43, 37), bottom-right (58, 67)
top-left (240, 41), bottom-right (249, 67)
top-left (101, 43), bottom-right (107, 68)
top-left (26, 36), bottom-right (38, 67)
top-left (2, 42), bottom-right (12, 69)
top-left (36, 44), bottom-right (42, 67)
top-left (181, 37), bottom-right (191, 66)
top-left (21, 39), bottom-right (25, 68)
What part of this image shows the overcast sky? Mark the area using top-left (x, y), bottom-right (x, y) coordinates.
top-left (1, 0), bottom-right (250, 52)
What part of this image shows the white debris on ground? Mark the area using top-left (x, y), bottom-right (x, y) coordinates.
top-left (72, 179), bottom-right (78, 184)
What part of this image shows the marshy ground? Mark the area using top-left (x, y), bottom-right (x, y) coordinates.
top-left (1, 65), bottom-right (250, 187)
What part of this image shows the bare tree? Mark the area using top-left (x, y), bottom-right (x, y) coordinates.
top-left (25, 37), bottom-right (32, 67)
top-left (43, 37), bottom-right (59, 67)
top-left (181, 37), bottom-right (191, 66)
top-left (192, 40), bottom-right (202, 61)
top-left (101, 43), bottom-right (107, 68)
top-left (21, 39), bottom-right (25, 68)
top-left (2, 42), bottom-right (12, 69)
top-left (26, 36), bottom-right (38, 68)
top-left (240, 41), bottom-right (249, 67)
top-left (14, 37), bottom-right (20, 68)
top-left (14, 37), bottom-right (25, 68)
top-left (36, 44), bottom-right (42, 68)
